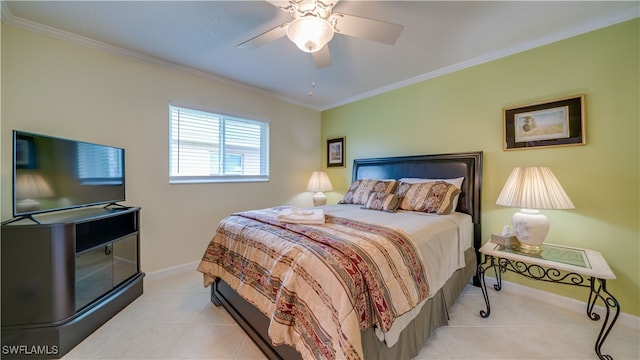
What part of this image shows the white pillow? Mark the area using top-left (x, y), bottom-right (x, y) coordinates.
top-left (398, 177), bottom-right (464, 211)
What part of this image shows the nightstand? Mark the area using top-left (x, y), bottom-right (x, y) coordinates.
top-left (478, 241), bottom-right (620, 360)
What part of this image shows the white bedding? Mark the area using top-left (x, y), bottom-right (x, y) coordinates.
top-left (321, 204), bottom-right (473, 346)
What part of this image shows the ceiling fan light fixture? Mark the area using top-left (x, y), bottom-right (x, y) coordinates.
top-left (287, 17), bottom-right (334, 53)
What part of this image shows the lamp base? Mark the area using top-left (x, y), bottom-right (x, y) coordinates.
top-left (512, 209), bottom-right (549, 254)
top-left (518, 242), bottom-right (543, 254)
top-left (312, 192), bottom-right (327, 207)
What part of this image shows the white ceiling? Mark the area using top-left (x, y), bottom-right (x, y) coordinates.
top-left (3, 1), bottom-right (638, 111)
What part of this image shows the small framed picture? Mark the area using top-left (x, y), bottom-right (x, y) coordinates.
top-left (327, 137), bottom-right (345, 167)
top-left (504, 95), bottom-right (585, 150)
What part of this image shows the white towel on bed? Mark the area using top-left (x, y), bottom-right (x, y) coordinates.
top-left (277, 208), bottom-right (325, 224)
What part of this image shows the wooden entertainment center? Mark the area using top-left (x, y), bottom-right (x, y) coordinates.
top-left (1, 206), bottom-right (144, 359)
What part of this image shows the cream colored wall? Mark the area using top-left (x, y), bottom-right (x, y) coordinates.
top-left (322, 19), bottom-right (639, 316)
top-left (1, 24), bottom-right (321, 273)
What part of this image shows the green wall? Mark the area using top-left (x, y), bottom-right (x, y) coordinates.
top-left (322, 19), bottom-right (639, 316)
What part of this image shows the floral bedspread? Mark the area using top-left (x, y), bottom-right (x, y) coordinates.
top-left (197, 207), bottom-right (430, 360)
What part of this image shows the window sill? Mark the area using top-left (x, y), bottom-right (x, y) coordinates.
top-left (170, 176), bottom-right (269, 184)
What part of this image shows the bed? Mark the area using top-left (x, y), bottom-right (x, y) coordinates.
top-left (197, 151), bottom-right (483, 360)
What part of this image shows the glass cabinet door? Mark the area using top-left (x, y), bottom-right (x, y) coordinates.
top-left (113, 233), bottom-right (138, 286)
top-left (75, 244), bottom-right (113, 311)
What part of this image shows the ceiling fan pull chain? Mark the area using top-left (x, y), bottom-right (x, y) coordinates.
top-left (308, 54), bottom-right (316, 96)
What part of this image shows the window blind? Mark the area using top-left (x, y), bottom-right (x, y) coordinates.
top-left (169, 105), bottom-right (269, 183)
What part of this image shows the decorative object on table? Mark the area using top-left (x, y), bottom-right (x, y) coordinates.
top-left (490, 225), bottom-right (519, 248)
top-left (306, 170), bottom-right (333, 206)
top-left (496, 167), bottom-right (574, 254)
top-left (327, 137), bottom-right (345, 167)
top-left (503, 94), bottom-right (585, 150)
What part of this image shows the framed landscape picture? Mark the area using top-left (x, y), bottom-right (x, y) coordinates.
top-left (504, 95), bottom-right (585, 150)
top-left (327, 137), bottom-right (345, 167)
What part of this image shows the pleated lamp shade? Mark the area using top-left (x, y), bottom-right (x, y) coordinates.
top-left (496, 167), bottom-right (574, 210)
top-left (496, 167), bottom-right (574, 253)
top-left (306, 171), bottom-right (333, 192)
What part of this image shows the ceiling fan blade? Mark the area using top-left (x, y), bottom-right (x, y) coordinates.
top-left (313, 45), bottom-right (331, 68)
top-left (332, 13), bottom-right (404, 45)
top-left (238, 23), bottom-right (289, 50)
top-left (265, 0), bottom-right (293, 12)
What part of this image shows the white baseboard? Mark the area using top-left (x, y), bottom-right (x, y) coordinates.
top-left (144, 260), bottom-right (200, 281)
top-left (488, 276), bottom-right (640, 330)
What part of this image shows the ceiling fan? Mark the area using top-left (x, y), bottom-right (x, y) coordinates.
top-left (238, 0), bottom-right (404, 68)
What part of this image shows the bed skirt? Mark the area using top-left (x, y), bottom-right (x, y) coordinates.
top-left (211, 247), bottom-right (477, 360)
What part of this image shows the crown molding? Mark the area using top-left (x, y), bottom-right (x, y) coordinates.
top-left (323, 8), bottom-right (639, 111)
top-left (2, 2), bottom-right (637, 112)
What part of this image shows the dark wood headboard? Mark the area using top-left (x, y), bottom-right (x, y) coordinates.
top-left (352, 151), bottom-right (483, 254)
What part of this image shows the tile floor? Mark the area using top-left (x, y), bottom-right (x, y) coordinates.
top-left (63, 270), bottom-right (639, 360)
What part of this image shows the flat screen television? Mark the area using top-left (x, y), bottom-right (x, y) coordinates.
top-left (12, 130), bottom-right (125, 218)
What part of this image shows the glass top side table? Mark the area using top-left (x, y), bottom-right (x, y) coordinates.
top-left (478, 241), bottom-right (620, 360)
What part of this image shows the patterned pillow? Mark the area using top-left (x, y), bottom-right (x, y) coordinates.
top-left (339, 179), bottom-right (398, 205)
top-left (362, 192), bottom-right (401, 212)
top-left (399, 177), bottom-right (464, 211)
top-left (396, 181), bottom-right (461, 215)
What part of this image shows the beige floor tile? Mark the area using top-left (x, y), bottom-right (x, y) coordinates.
top-left (163, 324), bottom-right (248, 359)
top-left (412, 332), bottom-right (454, 360)
top-left (62, 269), bottom-right (639, 360)
top-left (232, 337), bottom-right (269, 360)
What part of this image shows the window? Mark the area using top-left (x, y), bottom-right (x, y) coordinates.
top-left (169, 105), bottom-right (269, 183)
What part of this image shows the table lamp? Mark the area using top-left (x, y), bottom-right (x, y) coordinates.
top-left (496, 167), bottom-right (574, 254)
top-left (306, 171), bottom-right (333, 206)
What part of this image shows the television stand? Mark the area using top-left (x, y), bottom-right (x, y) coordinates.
top-left (1, 206), bottom-right (144, 359)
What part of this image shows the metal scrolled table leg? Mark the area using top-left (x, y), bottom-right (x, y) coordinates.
top-left (493, 258), bottom-right (503, 291)
top-left (587, 278), bottom-right (620, 360)
top-left (478, 255), bottom-right (494, 318)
